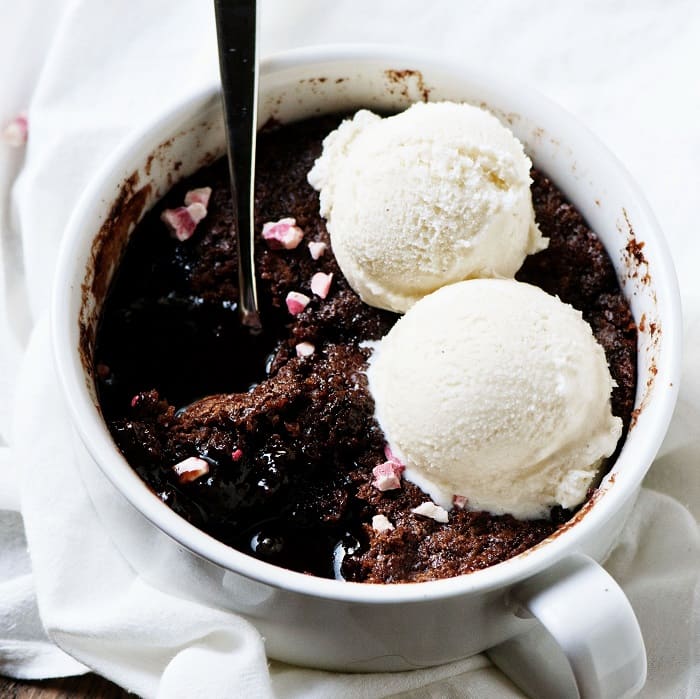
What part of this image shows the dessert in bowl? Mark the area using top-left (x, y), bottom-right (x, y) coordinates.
top-left (93, 102), bottom-right (634, 583)
top-left (52, 47), bottom-right (681, 696)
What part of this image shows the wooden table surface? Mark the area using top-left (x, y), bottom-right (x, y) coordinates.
top-left (0, 674), bottom-right (131, 698)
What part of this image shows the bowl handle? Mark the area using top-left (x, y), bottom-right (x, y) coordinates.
top-left (487, 553), bottom-right (646, 699)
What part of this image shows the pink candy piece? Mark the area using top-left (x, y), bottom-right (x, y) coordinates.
top-left (130, 394), bottom-right (141, 408)
top-left (310, 272), bottom-right (333, 299)
top-left (173, 456), bottom-right (210, 484)
top-left (383, 444), bottom-right (404, 467)
top-left (295, 342), bottom-right (315, 358)
top-left (372, 460), bottom-right (404, 492)
top-left (411, 501), bottom-right (449, 523)
top-left (453, 495), bottom-right (468, 510)
top-left (262, 217), bottom-right (304, 250)
top-left (232, 448), bottom-right (244, 462)
top-left (2, 113), bottom-right (28, 147)
top-left (184, 186), bottom-right (212, 208)
top-left (308, 241), bottom-right (327, 260)
top-left (160, 202), bottom-right (207, 242)
top-left (286, 291), bottom-right (311, 315)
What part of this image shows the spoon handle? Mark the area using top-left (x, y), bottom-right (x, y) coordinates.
top-left (214, 0), bottom-right (261, 330)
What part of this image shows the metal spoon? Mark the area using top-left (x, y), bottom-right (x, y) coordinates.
top-left (214, 0), bottom-right (261, 331)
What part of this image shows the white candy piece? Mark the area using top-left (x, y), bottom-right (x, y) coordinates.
top-left (372, 461), bottom-right (403, 491)
top-left (295, 342), bottom-right (315, 358)
top-left (308, 241), bottom-right (328, 260)
top-left (411, 502), bottom-right (449, 523)
top-left (160, 202), bottom-right (207, 242)
top-left (172, 456), bottom-right (210, 484)
top-left (184, 186), bottom-right (212, 208)
top-left (371, 514), bottom-right (395, 532)
top-left (286, 291), bottom-right (311, 315)
top-left (262, 217), bottom-right (304, 250)
top-left (310, 272), bottom-right (333, 299)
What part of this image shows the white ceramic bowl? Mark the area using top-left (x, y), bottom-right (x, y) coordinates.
top-left (52, 46), bottom-right (681, 699)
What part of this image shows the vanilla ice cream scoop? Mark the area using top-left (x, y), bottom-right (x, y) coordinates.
top-left (307, 102), bottom-right (547, 313)
top-left (366, 279), bottom-right (622, 519)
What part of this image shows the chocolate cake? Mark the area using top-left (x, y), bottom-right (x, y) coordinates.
top-left (94, 114), bottom-right (637, 583)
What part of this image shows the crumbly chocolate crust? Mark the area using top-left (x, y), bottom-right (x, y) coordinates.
top-left (95, 115), bottom-right (636, 583)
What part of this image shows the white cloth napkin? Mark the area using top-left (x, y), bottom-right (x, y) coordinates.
top-left (1, 1), bottom-right (699, 697)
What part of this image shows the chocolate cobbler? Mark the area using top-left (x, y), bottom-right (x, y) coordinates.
top-left (94, 114), bottom-right (637, 583)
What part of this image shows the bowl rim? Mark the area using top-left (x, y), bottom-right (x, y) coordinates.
top-left (51, 43), bottom-right (683, 604)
